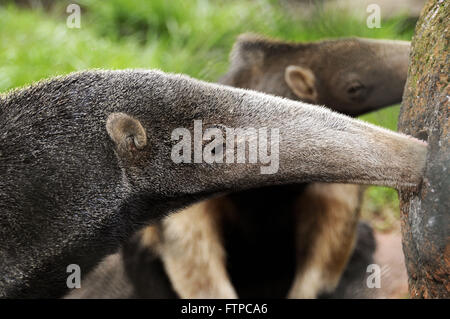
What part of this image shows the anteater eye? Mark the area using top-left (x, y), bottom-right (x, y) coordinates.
top-left (345, 80), bottom-right (368, 102)
top-left (347, 82), bottom-right (365, 95)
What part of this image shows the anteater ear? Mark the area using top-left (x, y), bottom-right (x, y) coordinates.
top-left (284, 65), bottom-right (318, 102)
top-left (106, 112), bottom-right (147, 153)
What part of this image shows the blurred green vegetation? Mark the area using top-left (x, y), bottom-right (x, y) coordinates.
top-left (0, 0), bottom-right (414, 230)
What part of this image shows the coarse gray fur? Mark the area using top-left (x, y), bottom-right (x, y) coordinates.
top-left (0, 69), bottom-right (427, 298)
top-left (118, 35), bottom-right (414, 299)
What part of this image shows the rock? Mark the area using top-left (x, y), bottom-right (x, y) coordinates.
top-left (397, 0), bottom-right (449, 298)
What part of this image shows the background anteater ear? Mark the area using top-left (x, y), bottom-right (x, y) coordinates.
top-left (284, 65), bottom-right (318, 103)
top-left (106, 112), bottom-right (147, 153)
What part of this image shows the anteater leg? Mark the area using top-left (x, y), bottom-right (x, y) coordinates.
top-left (287, 183), bottom-right (363, 298)
top-left (156, 198), bottom-right (238, 299)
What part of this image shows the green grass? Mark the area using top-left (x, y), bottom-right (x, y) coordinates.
top-left (0, 0), bottom-right (415, 90)
top-left (0, 0), bottom-right (416, 229)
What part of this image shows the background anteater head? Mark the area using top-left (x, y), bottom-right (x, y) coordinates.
top-left (220, 34), bottom-right (410, 116)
